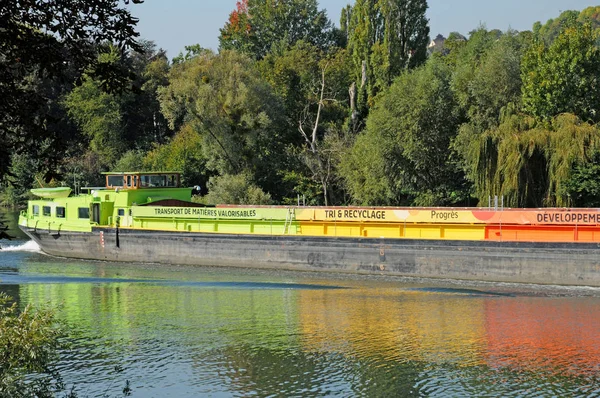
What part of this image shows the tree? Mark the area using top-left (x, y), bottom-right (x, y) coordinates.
top-left (450, 27), bottom-right (504, 119)
top-left (522, 20), bottom-right (600, 123)
top-left (158, 50), bottom-right (288, 197)
top-left (346, 0), bottom-right (429, 123)
top-left (0, 0), bottom-right (142, 181)
top-left (122, 41), bottom-right (173, 149)
top-left (564, 152), bottom-right (600, 207)
top-left (218, 0), bottom-right (253, 55)
top-left (340, 58), bottom-right (466, 206)
top-left (219, 0), bottom-right (338, 59)
top-left (144, 124), bottom-right (208, 187)
top-left (64, 57), bottom-right (126, 169)
top-left (534, 7), bottom-right (600, 44)
top-left (452, 30), bottom-right (528, 181)
top-left (259, 41), bottom-right (352, 205)
top-left (467, 113), bottom-right (600, 207)
top-left (202, 173), bottom-right (272, 205)
top-left (0, 152), bottom-right (40, 207)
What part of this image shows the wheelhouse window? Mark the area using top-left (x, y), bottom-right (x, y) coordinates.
top-left (118, 209), bottom-right (125, 216)
top-left (107, 175), bottom-right (124, 188)
top-left (78, 207), bottom-right (90, 219)
top-left (42, 206), bottom-right (51, 216)
top-left (105, 173), bottom-right (180, 189)
top-left (33, 205), bottom-right (39, 216)
top-left (56, 207), bottom-right (65, 218)
top-left (141, 175), bottom-right (166, 187)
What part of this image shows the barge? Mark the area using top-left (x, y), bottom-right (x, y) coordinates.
top-left (17, 172), bottom-right (600, 286)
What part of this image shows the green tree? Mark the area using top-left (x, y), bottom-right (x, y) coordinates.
top-left (64, 69), bottom-right (126, 168)
top-left (158, 50), bottom-right (288, 197)
top-left (341, 59), bottom-right (466, 206)
top-left (121, 41), bottom-right (173, 149)
top-left (201, 173), bottom-right (272, 205)
top-left (0, 0), bottom-right (142, 180)
top-left (219, 0), bottom-right (337, 59)
top-left (0, 152), bottom-right (40, 207)
top-left (534, 7), bottom-right (600, 44)
top-left (452, 30), bottom-right (529, 181)
top-left (65, 43), bottom-right (173, 179)
top-left (450, 27), bottom-right (503, 118)
top-left (468, 113), bottom-right (600, 207)
top-left (346, 0), bottom-right (429, 122)
top-left (259, 42), bottom-right (352, 204)
top-left (113, 150), bottom-right (147, 173)
top-left (144, 124), bottom-right (208, 187)
top-left (564, 152), bottom-right (600, 207)
top-left (522, 21), bottom-right (600, 123)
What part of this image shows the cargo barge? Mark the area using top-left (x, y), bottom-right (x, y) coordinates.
top-left (17, 172), bottom-right (600, 287)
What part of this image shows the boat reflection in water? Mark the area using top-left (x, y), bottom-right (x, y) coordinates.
top-left (11, 260), bottom-right (600, 396)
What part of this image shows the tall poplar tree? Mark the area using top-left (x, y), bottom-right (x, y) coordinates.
top-left (345, 0), bottom-right (429, 122)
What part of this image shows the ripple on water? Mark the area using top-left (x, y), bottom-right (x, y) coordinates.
top-left (3, 245), bottom-right (600, 397)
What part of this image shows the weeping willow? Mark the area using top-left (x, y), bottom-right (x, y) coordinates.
top-left (473, 113), bottom-right (600, 207)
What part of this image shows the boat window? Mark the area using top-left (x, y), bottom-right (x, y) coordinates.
top-left (33, 205), bottom-right (39, 216)
top-left (133, 176), bottom-right (138, 188)
top-left (141, 175), bottom-right (167, 187)
top-left (78, 207), bottom-right (90, 219)
top-left (107, 175), bottom-right (124, 187)
top-left (126, 175), bottom-right (131, 187)
top-left (43, 206), bottom-right (51, 217)
top-left (56, 207), bottom-right (65, 218)
top-left (167, 175), bottom-right (177, 187)
top-left (118, 209), bottom-right (125, 216)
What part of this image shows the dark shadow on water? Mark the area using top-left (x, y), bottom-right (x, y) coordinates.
top-left (408, 287), bottom-right (514, 297)
top-left (0, 273), bottom-right (347, 290)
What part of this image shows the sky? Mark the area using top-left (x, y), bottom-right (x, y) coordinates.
top-left (127, 0), bottom-right (600, 58)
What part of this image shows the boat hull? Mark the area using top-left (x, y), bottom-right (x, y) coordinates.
top-left (19, 225), bottom-right (600, 287)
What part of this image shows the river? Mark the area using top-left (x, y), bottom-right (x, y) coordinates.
top-left (1, 211), bottom-right (600, 397)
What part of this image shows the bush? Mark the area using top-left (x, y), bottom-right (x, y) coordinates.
top-left (200, 174), bottom-right (272, 205)
top-left (0, 293), bottom-right (74, 397)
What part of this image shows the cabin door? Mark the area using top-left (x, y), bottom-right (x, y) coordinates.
top-left (92, 203), bottom-right (100, 224)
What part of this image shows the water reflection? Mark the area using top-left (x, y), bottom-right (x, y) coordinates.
top-left (1, 248), bottom-right (600, 396)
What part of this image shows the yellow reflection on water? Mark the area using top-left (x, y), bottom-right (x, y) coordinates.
top-left (297, 288), bottom-right (487, 366)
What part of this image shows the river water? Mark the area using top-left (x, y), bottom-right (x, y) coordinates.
top-left (1, 212), bottom-right (600, 397)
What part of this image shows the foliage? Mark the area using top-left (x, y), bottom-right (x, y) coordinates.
top-left (346, 0), bottom-right (429, 116)
top-left (113, 150), bottom-right (148, 173)
top-left (219, 0), bottom-right (338, 59)
top-left (534, 7), bottom-right (600, 44)
top-left (0, 152), bottom-right (40, 207)
top-left (522, 21), bottom-right (600, 123)
top-left (0, 293), bottom-right (73, 397)
top-left (470, 113), bottom-right (600, 207)
top-left (65, 44), bottom-right (173, 171)
top-left (158, 49), bottom-right (288, 196)
top-left (259, 42), bottom-right (352, 204)
top-left (563, 152), bottom-right (600, 207)
top-left (64, 71), bottom-right (126, 168)
top-left (452, 30), bottom-right (527, 133)
top-left (201, 174), bottom-right (272, 205)
top-left (0, 0), bottom-right (142, 181)
top-left (144, 124), bottom-right (208, 187)
top-left (341, 58), bottom-right (466, 206)
top-left (6, 3), bottom-right (600, 209)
